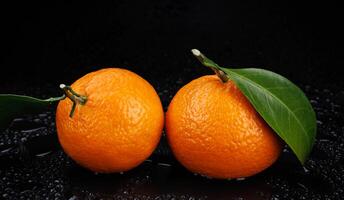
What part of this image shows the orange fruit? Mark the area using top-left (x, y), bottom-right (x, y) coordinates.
top-left (166, 75), bottom-right (281, 179)
top-left (56, 68), bottom-right (164, 173)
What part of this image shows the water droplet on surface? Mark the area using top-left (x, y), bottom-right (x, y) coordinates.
top-left (319, 139), bottom-right (330, 142)
top-left (33, 119), bottom-right (41, 123)
top-left (1, 147), bottom-right (13, 154)
top-left (68, 195), bottom-right (78, 200)
top-left (200, 174), bottom-right (212, 179)
top-left (21, 127), bottom-right (45, 133)
top-left (157, 162), bottom-right (171, 167)
top-left (35, 151), bottom-right (52, 157)
top-left (39, 113), bottom-right (48, 118)
top-left (303, 167), bottom-right (310, 173)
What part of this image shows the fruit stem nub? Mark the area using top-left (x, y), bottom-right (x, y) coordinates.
top-left (59, 84), bottom-right (87, 118)
top-left (191, 49), bottom-right (229, 83)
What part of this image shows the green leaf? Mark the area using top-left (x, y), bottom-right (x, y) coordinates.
top-left (221, 68), bottom-right (316, 164)
top-left (0, 94), bottom-right (65, 133)
top-left (191, 49), bottom-right (317, 164)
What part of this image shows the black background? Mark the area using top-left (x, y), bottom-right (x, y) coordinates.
top-left (0, 2), bottom-right (342, 89)
top-left (0, 1), bottom-right (343, 199)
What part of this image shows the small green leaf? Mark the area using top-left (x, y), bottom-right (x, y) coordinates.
top-left (0, 94), bottom-right (65, 133)
top-left (191, 49), bottom-right (317, 164)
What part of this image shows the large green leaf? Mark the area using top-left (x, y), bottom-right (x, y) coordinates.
top-left (0, 94), bottom-right (65, 133)
top-left (192, 49), bottom-right (317, 164)
top-left (221, 68), bottom-right (316, 164)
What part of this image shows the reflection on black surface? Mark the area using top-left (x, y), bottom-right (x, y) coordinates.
top-left (1, 117), bottom-right (273, 199)
top-left (67, 161), bottom-right (272, 200)
top-left (0, 116), bottom-right (272, 199)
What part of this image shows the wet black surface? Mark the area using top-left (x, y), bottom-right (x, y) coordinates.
top-left (0, 1), bottom-right (343, 199)
top-left (0, 82), bottom-right (343, 199)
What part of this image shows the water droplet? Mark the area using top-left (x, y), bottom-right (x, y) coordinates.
top-left (319, 139), bottom-right (330, 142)
top-left (21, 127), bottom-right (45, 133)
top-left (39, 113), bottom-right (48, 118)
top-left (200, 174), bottom-right (212, 179)
top-left (297, 182), bottom-right (307, 190)
top-left (68, 195), bottom-right (78, 200)
top-left (303, 166), bottom-right (310, 173)
top-left (1, 147), bottom-right (13, 154)
top-left (35, 151), bottom-right (52, 157)
top-left (33, 118), bottom-right (41, 123)
top-left (157, 162), bottom-right (171, 167)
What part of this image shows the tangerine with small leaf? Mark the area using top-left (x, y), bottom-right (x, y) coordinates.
top-left (56, 68), bottom-right (164, 173)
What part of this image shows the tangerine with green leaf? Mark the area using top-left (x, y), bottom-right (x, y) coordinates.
top-left (166, 50), bottom-right (282, 179)
top-left (56, 68), bottom-right (164, 173)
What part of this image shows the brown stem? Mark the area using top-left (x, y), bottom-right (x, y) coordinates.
top-left (59, 84), bottom-right (87, 117)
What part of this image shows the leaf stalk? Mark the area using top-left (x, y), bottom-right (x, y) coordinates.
top-left (191, 49), bottom-right (229, 83)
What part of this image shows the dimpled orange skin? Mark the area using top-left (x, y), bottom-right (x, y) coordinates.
top-left (166, 75), bottom-right (282, 179)
top-left (56, 68), bottom-right (164, 173)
